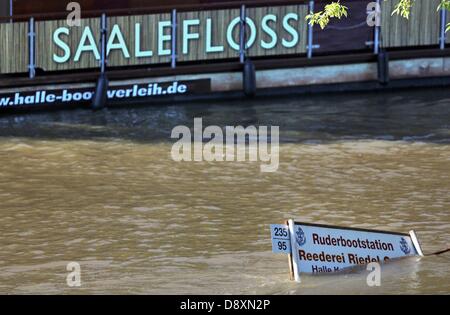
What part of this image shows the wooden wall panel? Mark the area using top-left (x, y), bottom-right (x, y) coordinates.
top-left (177, 9), bottom-right (240, 62)
top-left (247, 5), bottom-right (307, 57)
top-left (107, 14), bottom-right (171, 67)
top-left (36, 18), bottom-right (101, 71)
top-left (381, 0), bottom-right (440, 48)
top-left (177, 5), bottom-right (307, 62)
top-left (0, 22), bottom-right (28, 73)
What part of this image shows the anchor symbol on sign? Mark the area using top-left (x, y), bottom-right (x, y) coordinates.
top-left (296, 228), bottom-right (306, 247)
top-left (400, 237), bottom-right (411, 255)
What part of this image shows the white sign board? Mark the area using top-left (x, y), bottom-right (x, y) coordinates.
top-left (270, 220), bottom-right (423, 282)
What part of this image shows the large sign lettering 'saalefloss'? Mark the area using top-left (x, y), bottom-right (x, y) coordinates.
top-left (0, 5), bottom-right (308, 73)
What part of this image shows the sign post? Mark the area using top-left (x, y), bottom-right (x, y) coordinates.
top-left (287, 220), bottom-right (301, 282)
top-left (271, 220), bottom-right (424, 283)
top-left (409, 230), bottom-right (424, 257)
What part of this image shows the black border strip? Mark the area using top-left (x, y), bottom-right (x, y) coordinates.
top-left (2, 75), bottom-right (450, 114)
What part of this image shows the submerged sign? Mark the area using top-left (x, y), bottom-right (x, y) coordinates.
top-left (270, 220), bottom-right (424, 282)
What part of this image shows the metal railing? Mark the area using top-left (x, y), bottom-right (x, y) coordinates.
top-left (0, 0), bottom-right (448, 79)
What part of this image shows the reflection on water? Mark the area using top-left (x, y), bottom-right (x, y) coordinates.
top-left (0, 88), bottom-right (449, 294)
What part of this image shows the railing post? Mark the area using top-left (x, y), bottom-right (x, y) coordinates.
top-left (307, 0), bottom-right (314, 59)
top-left (28, 17), bottom-right (36, 79)
top-left (374, 0), bottom-right (381, 54)
top-left (100, 13), bottom-right (107, 73)
top-left (171, 9), bottom-right (177, 69)
top-left (92, 13), bottom-right (109, 110)
top-left (440, 8), bottom-right (447, 50)
top-left (9, 0), bottom-right (13, 23)
top-left (239, 4), bottom-right (246, 64)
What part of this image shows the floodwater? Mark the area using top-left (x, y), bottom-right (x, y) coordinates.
top-left (0, 88), bottom-right (449, 294)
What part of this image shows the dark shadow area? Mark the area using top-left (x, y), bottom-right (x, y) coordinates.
top-left (0, 86), bottom-right (449, 144)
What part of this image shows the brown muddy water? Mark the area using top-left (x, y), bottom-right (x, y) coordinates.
top-left (0, 88), bottom-right (449, 294)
